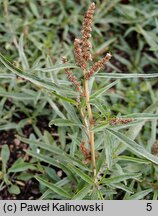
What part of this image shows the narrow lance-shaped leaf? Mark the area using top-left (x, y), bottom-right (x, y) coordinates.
top-left (25, 150), bottom-right (61, 168)
top-left (115, 101), bottom-right (158, 156)
top-left (126, 188), bottom-right (153, 200)
top-left (0, 92), bottom-right (35, 100)
top-left (122, 113), bottom-right (158, 119)
top-left (0, 53), bottom-right (77, 96)
top-left (18, 34), bottom-right (29, 69)
top-left (35, 176), bottom-right (71, 199)
top-left (0, 123), bottom-right (18, 131)
top-left (8, 162), bottom-right (36, 173)
top-left (34, 64), bottom-right (79, 72)
top-left (111, 183), bottom-right (134, 194)
top-left (25, 150), bottom-right (78, 177)
top-left (117, 156), bottom-right (151, 164)
top-left (72, 184), bottom-right (92, 200)
top-left (102, 173), bottom-right (141, 185)
top-left (95, 73), bottom-right (158, 79)
top-left (0, 53), bottom-right (58, 91)
top-left (90, 80), bottom-right (119, 99)
top-left (21, 137), bottom-right (89, 171)
top-left (61, 101), bottom-right (81, 124)
top-left (49, 119), bottom-right (82, 127)
top-left (0, 74), bottom-right (15, 79)
top-left (18, 136), bottom-right (64, 155)
top-left (1, 145), bottom-right (10, 173)
top-left (106, 128), bottom-right (158, 165)
top-left (51, 92), bottom-right (77, 105)
top-left (126, 101), bottom-right (158, 141)
top-left (68, 164), bottom-right (93, 184)
top-left (104, 131), bottom-right (113, 169)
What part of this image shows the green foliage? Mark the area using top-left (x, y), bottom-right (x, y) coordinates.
top-left (0, 0), bottom-right (158, 200)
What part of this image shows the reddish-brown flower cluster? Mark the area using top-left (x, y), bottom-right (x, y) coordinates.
top-left (109, 117), bottom-right (133, 126)
top-left (62, 57), bottom-right (83, 95)
top-left (81, 2), bottom-right (95, 62)
top-left (63, 2), bottom-right (112, 99)
top-left (74, 3), bottom-right (95, 69)
top-left (74, 38), bottom-right (87, 70)
top-left (85, 53), bottom-right (112, 79)
top-left (80, 141), bottom-right (91, 164)
top-left (152, 141), bottom-right (158, 155)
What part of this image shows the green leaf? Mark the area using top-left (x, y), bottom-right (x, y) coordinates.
top-left (29, 2), bottom-right (40, 18)
top-left (18, 136), bottom-right (64, 155)
top-left (123, 180), bottom-right (135, 200)
top-left (47, 98), bottom-right (66, 119)
top-left (91, 187), bottom-right (98, 200)
top-left (126, 102), bottom-right (158, 141)
top-left (95, 37), bottom-right (117, 54)
top-left (0, 171), bottom-right (3, 180)
top-left (117, 156), bottom-right (151, 164)
top-left (93, 122), bottom-right (108, 132)
top-left (68, 164), bottom-right (93, 184)
top-left (153, 191), bottom-right (158, 200)
top-left (55, 177), bottom-right (70, 188)
top-left (63, 155), bottom-right (90, 171)
top-left (25, 150), bottom-right (75, 177)
top-left (114, 54), bottom-right (132, 67)
top-left (61, 101), bottom-right (81, 124)
top-left (44, 167), bottom-right (60, 182)
top-left (122, 113), bottom-right (158, 120)
top-left (1, 145), bottom-right (10, 172)
top-left (72, 184), bottom-right (92, 200)
top-left (106, 128), bottom-right (158, 165)
top-left (49, 118), bottom-right (81, 127)
top-left (126, 188), bottom-right (153, 200)
top-left (0, 53), bottom-right (57, 90)
top-left (0, 53), bottom-right (76, 96)
top-left (8, 184), bottom-right (21, 195)
top-left (111, 183), bottom-right (134, 194)
top-left (136, 25), bottom-right (158, 51)
top-left (20, 137), bottom-right (89, 171)
top-left (16, 173), bottom-right (34, 181)
top-left (0, 123), bottom-right (18, 131)
top-left (43, 130), bottom-right (56, 145)
top-left (0, 74), bottom-right (15, 79)
top-left (95, 73), bottom-right (158, 79)
top-left (35, 176), bottom-right (71, 199)
top-left (104, 131), bottom-right (113, 169)
top-left (18, 34), bottom-right (29, 69)
top-left (51, 92), bottom-right (77, 105)
top-left (98, 190), bottom-right (104, 200)
top-left (8, 161), bottom-right (36, 173)
top-left (25, 150), bottom-right (61, 168)
top-left (0, 92), bottom-right (35, 100)
top-left (35, 64), bottom-right (79, 72)
top-left (90, 80), bottom-right (119, 99)
top-left (102, 173), bottom-right (141, 185)
top-left (39, 178), bottom-right (71, 200)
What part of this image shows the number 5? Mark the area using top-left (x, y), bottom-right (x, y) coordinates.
top-left (146, 203), bottom-right (152, 211)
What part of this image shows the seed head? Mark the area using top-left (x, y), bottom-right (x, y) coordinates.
top-left (62, 57), bottom-right (83, 95)
top-left (85, 53), bottom-right (112, 79)
top-left (80, 141), bottom-right (91, 164)
top-left (152, 141), bottom-right (158, 155)
top-left (109, 117), bottom-right (133, 126)
top-left (74, 38), bottom-right (87, 70)
top-left (81, 2), bottom-right (95, 62)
